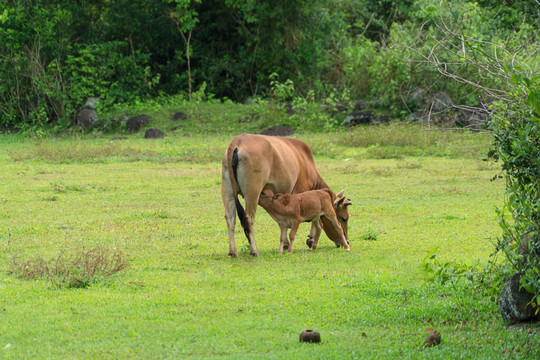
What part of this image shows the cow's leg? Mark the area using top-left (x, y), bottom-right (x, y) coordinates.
top-left (287, 221), bottom-right (300, 254)
top-left (310, 218), bottom-right (323, 251)
top-left (306, 220), bottom-right (320, 249)
top-left (221, 171), bottom-right (238, 257)
top-left (243, 189), bottom-right (261, 256)
top-left (277, 224), bottom-right (288, 254)
top-left (324, 214), bottom-right (350, 251)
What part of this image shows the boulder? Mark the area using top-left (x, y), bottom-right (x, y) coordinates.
top-left (144, 128), bottom-right (165, 139)
top-left (261, 126), bottom-right (295, 137)
top-left (456, 103), bottom-right (491, 130)
top-left (343, 111), bottom-right (375, 126)
top-left (76, 108), bottom-right (99, 129)
top-left (430, 92), bottom-right (454, 112)
top-left (407, 91), bottom-right (457, 127)
top-left (409, 88), bottom-right (426, 109)
top-left (171, 112), bottom-right (188, 121)
top-left (126, 114), bottom-right (151, 133)
top-left (83, 97), bottom-right (102, 110)
top-left (373, 114), bottom-right (390, 124)
top-left (498, 273), bottom-right (539, 325)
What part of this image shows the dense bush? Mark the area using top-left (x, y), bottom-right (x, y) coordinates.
top-left (489, 74), bottom-right (540, 303)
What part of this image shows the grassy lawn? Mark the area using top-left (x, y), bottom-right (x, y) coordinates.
top-left (0, 124), bottom-right (538, 359)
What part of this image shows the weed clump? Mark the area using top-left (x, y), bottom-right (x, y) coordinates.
top-left (9, 246), bottom-right (129, 288)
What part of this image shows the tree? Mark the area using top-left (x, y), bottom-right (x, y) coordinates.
top-left (169, 0), bottom-right (200, 100)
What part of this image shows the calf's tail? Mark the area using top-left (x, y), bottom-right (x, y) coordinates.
top-left (229, 146), bottom-right (250, 240)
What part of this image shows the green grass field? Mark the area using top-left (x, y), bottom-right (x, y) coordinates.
top-left (0, 121), bottom-right (538, 359)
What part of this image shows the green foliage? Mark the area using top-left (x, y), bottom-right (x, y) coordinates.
top-left (0, 0), bottom-right (160, 131)
top-left (66, 42), bottom-right (159, 105)
top-left (0, 0), bottom-right (538, 130)
top-left (269, 73), bottom-right (295, 102)
top-left (360, 228), bottom-right (379, 241)
top-left (489, 73), bottom-right (540, 302)
top-left (423, 247), bottom-right (480, 286)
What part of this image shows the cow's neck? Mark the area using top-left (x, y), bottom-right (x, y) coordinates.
top-left (313, 178), bottom-right (331, 192)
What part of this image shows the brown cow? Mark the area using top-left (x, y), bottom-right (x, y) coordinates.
top-left (258, 189), bottom-right (350, 254)
top-left (221, 133), bottom-right (351, 257)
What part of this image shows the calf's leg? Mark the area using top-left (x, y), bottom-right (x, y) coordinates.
top-left (310, 218), bottom-right (323, 251)
top-left (287, 221), bottom-right (300, 254)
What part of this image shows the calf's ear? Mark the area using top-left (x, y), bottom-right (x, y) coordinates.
top-left (335, 189), bottom-right (345, 200)
top-left (345, 198), bottom-right (352, 207)
top-left (334, 196), bottom-right (346, 208)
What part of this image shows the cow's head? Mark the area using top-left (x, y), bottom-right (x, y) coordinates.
top-left (334, 189), bottom-right (352, 244)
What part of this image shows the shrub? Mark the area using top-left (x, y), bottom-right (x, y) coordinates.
top-left (9, 246), bottom-right (129, 288)
top-left (489, 73), bottom-right (540, 305)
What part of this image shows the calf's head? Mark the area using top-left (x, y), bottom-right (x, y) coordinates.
top-left (259, 189), bottom-right (275, 207)
top-left (259, 189), bottom-right (288, 207)
top-left (333, 189), bottom-right (352, 242)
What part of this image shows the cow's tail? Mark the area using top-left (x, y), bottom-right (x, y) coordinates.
top-left (227, 145), bottom-right (250, 240)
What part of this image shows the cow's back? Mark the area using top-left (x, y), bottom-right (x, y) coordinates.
top-left (230, 134), bottom-right (327, 194)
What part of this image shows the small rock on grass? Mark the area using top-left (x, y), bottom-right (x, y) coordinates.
top-left (423, 327), bottom-right (441, 347)
top-left (299, 329), bottom-right (321, 343)
top-left (144, 128), bottom-right (165, 139)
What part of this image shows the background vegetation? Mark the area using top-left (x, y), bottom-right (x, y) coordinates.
top-left (0, 0), bottom-right (538, 130)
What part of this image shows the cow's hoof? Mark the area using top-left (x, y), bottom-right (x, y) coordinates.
top-left (228, 252), bottom-right (238, 258)
top-left (250, 251), bottom-right (259, 257)
top-left (299, 329), bottom-right (321, 343)
top-left (306, 239), bottom-right (313, 248)
top-left (283, 243), bottom-right (289, 250)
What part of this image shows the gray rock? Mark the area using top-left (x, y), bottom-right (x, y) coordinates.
top-left (171, 112), bottom-right (188, 121)
top-left (76, 109), bottom-right (99, 129)
top-left (430, 92), bottom-right (454, 112)
top-left (456, 103), bottom-right (491, 130)
top-left (126, 114), bottom-right (151, 133)
top-left (498, 273), bottom-right (539, 324)
top-left (83, 97), bottom-right (102, 110)
top-left (144, 128), bottom-right (165, 139)
top-left (261, 126), bottom-right (295, 137)
top-left (410, 88), bottom-right (426, 106)
top-left (343, 111), bottom-right (374, 126)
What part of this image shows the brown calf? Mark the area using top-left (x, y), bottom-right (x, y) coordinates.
top-left (258, 189), bottom-right (351, 254)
